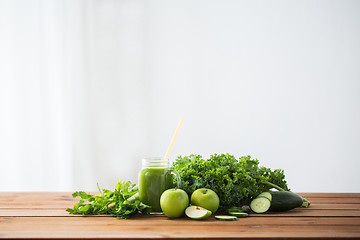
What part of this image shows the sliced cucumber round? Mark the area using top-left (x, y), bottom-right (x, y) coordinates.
top-left (227, 206), bottom-right (241, 213)
top-left (257, 191), bottom-right (272, 201)
top-left (228, 212), bottom-right (248, 218)
top-left (214, 215), bottom-right (238, 221)
top-left (250, 197), bottom-right (271, 213)
top-left (227, 206), bottom-right (251, 214)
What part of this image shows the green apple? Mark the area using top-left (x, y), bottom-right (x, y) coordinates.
top-left (185, 205), bottom-right (212, 220)
top-left (190, 188), bottom-right (220, 213)
top-left (160, 188), bottom-right (189, 218)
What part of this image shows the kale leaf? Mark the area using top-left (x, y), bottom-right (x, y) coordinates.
top-left (171, 154), bottom-right (289, 210)
top-left (66, 180), bottom-right (151, 219)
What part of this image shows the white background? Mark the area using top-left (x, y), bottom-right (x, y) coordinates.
top-left (0, 0), bottom-right (359, 192)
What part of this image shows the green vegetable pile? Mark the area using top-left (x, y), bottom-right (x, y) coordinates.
top-left (171, 154), bottom-right (290, 210)
top-left (66, 180), bottom-right (150, 219)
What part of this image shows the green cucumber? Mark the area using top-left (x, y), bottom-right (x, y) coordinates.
top-left (250, 197), bottom-right (271, 213)
top-left (241, 206), bottom-right (251, 214)
top-left (227, 206), bottom-right (251, 214)
top-left (263, 181), bottom-right (310, 208)
top-left (268, 191), bottom-right (303, 211)
top-left (215, 215), bottom-right (238, 221)
top-left (228, 212), bottom-right (249, 218)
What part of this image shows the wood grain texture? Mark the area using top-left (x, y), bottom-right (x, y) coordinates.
top-left (0, 216), bottom-right (360, 239)
top-left (0, 192), bottom-right (359, 239)
top-left (1, 208), bottom-right (360, 217)
top-left (0, 192), bottom-right (78, 208)
top-left (1, 192), bottom-right (359, 208)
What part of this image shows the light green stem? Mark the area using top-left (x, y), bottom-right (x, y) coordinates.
top-left (264, 181), bottom-right (286, 191)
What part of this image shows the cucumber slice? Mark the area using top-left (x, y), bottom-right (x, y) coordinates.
top-left (257, 192), bottom-right (272, 201)
top-left (227, 206), bottom-right (242, 213)
top-left (250, 197), bottom-right (271, 213)
top-left (215, 215), bottom-right (238, 221)
top-left (227, 206), bottom-right (251, 214)
top-left (228, 212), bottom-right (248, 218)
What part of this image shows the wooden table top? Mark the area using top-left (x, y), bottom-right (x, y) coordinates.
top-left (0, 192), bottom-right (359, 239)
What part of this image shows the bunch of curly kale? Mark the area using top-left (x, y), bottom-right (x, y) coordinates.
top-left (171, 154), bottom-right (289, 210)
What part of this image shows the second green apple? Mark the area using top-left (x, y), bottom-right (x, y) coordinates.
top-left (190, 188), bottom-right (220, 213)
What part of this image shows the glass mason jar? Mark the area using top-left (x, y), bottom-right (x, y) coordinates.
top-left (138, 158), bottom-right (181, 213)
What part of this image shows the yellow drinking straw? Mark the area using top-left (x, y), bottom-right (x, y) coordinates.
top-left (163, 117), bottom-right (184, 165)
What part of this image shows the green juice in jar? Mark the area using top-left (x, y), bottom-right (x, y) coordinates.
top-left (138, 158), bottom-right (181, 213)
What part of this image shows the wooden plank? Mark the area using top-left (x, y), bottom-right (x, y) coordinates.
top-left (0, 208), bottom-right (71, 217)
top-left (1, 208), bottom-right (360, 217)
top-left (300, 197), bottom-right (360, 204)
top-left (0, 192), bottom-right (77, 208)
top-left (1, 192), bottom-right (360, 239)
top-left (250, 209), bottom-right (360, 217)
top-left (298, 193), bottom-right (360, 205)
top-left (1, 192), bottom-right (360, 208)
top-left (2, 215), bottom-right (360, 225)
top-left (298, 203), bottom-right (360, 210)
top-left (0, 216), bottom-right (359, 239)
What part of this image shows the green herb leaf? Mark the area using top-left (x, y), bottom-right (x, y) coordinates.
top-left (66, 180), bottom-right (151, 219)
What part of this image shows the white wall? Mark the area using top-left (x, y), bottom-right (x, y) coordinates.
top-left (1, 0), bottom-right (359, 192)
top-left (142, 0), bottom-right (360, 193)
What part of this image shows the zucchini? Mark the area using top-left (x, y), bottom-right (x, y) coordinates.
top-left (214, 215), bottom-right (238, 221)
top-left (268, 191), bottom-right (303, 211)
top-left (250, 197), bottom-right (271, 213)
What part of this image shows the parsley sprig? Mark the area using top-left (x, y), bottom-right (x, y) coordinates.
top-left (66, 180), bottom-right (151, 219)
